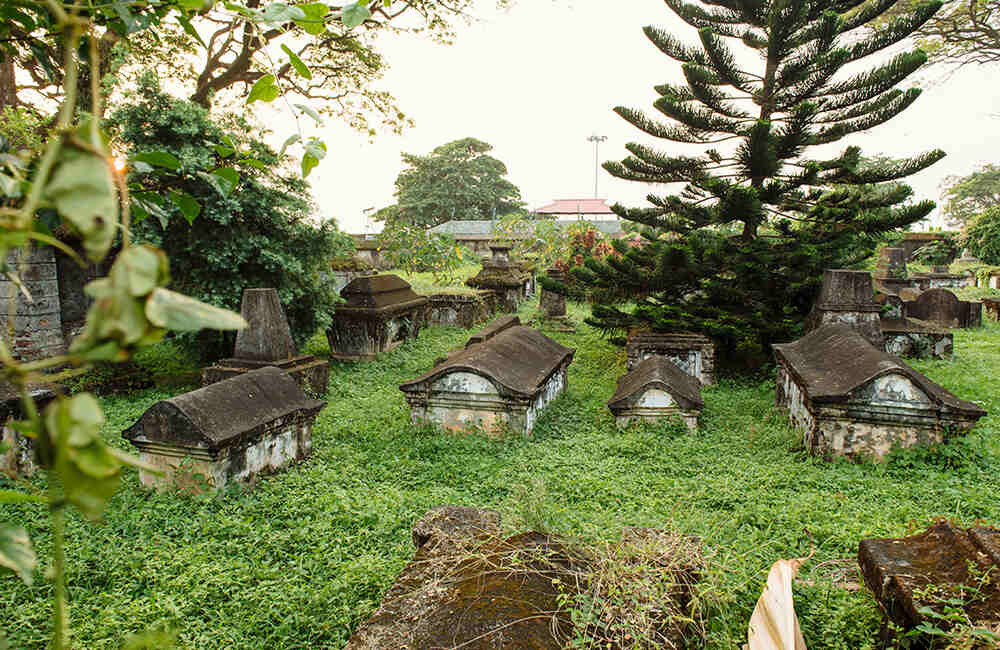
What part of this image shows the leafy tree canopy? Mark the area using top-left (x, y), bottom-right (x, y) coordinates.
top-left (381, 137), bottom-right (523, 228)
top-left (961, 204), bottom-right (1000, 264)
top-left (940, 164), bottom-right (1000, 227)
top-left (575, 0), bottom-right (944, 367)
top-left (869, 0), bottom-right (1000, 66)
top-left (109, 73), bottom-right (354, 360)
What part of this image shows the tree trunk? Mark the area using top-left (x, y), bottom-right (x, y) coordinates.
top-left (0, 53), bottom-right (18, 109)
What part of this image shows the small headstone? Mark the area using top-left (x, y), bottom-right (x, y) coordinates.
top-left (124, 367), bottom-right (325, 491)
top-left (804, 269), bottom-right (883, 347)
top-left (903, 288), bottom-right (981, 329)
top-left (608, 356), bottom-right (704, 430)
top-left (202, 288), bottom-right (330, 395)
top-left (625, 329), bottom-right (715, 386)
top-left (773, 325), bottom-right (985, 460)
top-left (326, 275), bottom-right (429, 361)
top-left (858, 521), bottom-right (1000, 645)
top-left (539, 268), bottom-right (567, 319)
top-left (400, 318), bottom-right (574, 435)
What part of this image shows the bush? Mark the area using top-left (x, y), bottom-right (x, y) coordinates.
top-left (376, 223), bottom-right (471, 284)
top-left (109, 73), bottom-right (354, 360)
top-left (962, 205), bottom-right (1000, 266)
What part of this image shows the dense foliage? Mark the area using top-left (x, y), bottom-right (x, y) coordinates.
top-left (910, 234), bottom-right (958, 266)
top-left (576, 0), bottom-right (944, 366)
top-left (961, 205), bottom-right (1000, 265)
top-left (110, 74), bottom-right (353, 359)
top-left (379, 137), bottom-right (523, 228)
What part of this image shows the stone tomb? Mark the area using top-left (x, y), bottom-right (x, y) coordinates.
top-left (326, 275), bottom-right (428, 361)
top-left (804, 269), bottom-right (883, 347)
top-left (983, 297), bottom-right (1000, 321)
top-left (858, 521), bottom-right (1000, 644)
top-left (123, 367), bottom-right (325, 490)
top-left (902, 288), bottom-right (982, 329)
top-left (203, 288), bottom-right (330, 394)
top-left (625, 329), bottom-right (715, 386)
top-left (881, 317), bottom-right (953, 360)
top-left (773, 325), bottom-right (985, 460)
top-left (424, 290), bottom-right (495, 329)
top-left (873, 247), bottom-right (912, 295)
top-left (0, 382), bottom-right (56, 477)
top-left (608, 356), bottom-right (704, 431)
top-left (465, 244), bottom-right (532, 312)
top-left (400, 316), bottom-right (574, 435)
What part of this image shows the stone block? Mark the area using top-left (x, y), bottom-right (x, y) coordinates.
top-left (0, 383), bottom-right (57, 477)
top-left (875, 247), bottom-right (907, 280)
top-left (400, 318), bottom-right (574, 435)
top-left (881, 317), bottom-right (953, 360)
top-left (465, 244), bottom-right (532, 312)
top-left (625, 329), bottom-right (715, 386)
top-left (805, 269), bottom-right (883, 347)
top-left (608, 356), bottom-right (704, 430)
top-left (202, 288), bottom-right (329, 394)
top-left (327, 275), bottom-right (428, 361)
top-left (983, 298), bottom-right (1000, 322)
top-left (424, 291), bottom-right (494, 329)
top-left (124, 367), bottom-right (325, 490)
top-left (858, 521), bottom-right (1000, 643)
top-left (773, 325), bottom-right (985, 461)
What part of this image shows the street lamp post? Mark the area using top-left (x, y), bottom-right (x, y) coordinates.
top-left (586, 134), bottom-right (607, 199)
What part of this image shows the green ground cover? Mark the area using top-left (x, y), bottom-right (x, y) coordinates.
top-left (3, 299), bottom-right (998, 648)
top-left (387, 264), bottom-right (483, 295)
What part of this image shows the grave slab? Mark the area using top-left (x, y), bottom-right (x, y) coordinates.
top-left (608, 356), bottom-right (704, 430)
top-left (902, 288), bottom-right (982, 329)
top-left (425, 290), bottom-right (494, 329)
top-left (400, 317), bottom-right (574, 435)
top-left (804, 269), bottom-right (884, 347)
top-left (773, 325), bottom-right (985, 460)
top-left (858, 521), bottom-right (1000, 643)
top-left (124, 367), bottom-right (325, 490)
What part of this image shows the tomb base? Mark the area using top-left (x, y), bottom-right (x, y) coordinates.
top-left (625, 329), bottom-right (715, 385)
top-left (202, 354), bottom-right (330, 395)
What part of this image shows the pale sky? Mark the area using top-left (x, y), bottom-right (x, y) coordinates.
top-left (295, 0), bottom-right (1000, 234)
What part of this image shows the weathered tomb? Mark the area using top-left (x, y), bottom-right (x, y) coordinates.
top-left (424, 290), bottom-right (494, 329)
top-left (773, 325), bottom-right (985, 460)
top-left (873, 247), bottom-right (913, 295)
top-left (465, 243), bottom-right (532, 312)
top-left (983, 297), bottom-right (1000, 321)
top-left (345, 506), bottom-right (703, 650)
top-left (804, 269), bottom-right (883, 347)
top-left (912, 269), bottom-right (973, 291)
top-left (202, 288), bottom-right (330, 394)
top-left (0, 381), bottom-right (56, 477)
top-left (399, 316), bottom-right (574, 435)
top-left (539, 268), bottom-right (568, 319)
top-left (881, 317), bottom-right (953, 360)
top-left (858, 521), bottom-right (1000, 644)
top-left (123, 367), bottom-right (325, 490)
top-left (902, 288), bottom-right (982, 329)
top-left (326, 275), bottom-right (428, 361)
top-left (608, 356), bottom-right (704, 431)
top-left (625, 329), bottom-right (715, 386)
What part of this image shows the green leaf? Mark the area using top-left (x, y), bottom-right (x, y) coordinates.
top-left (0, 172), bottom-right (21, 198)
top-left (118, 245), bottom-right (169, 297)
top-left (301, 138), bottom-right (326, 178)
top-left (280, 134), bottom-right (301, 156)
top-left (211, 168), bottom-right (239, 195)
top-left (294, 2), bottom-right (329, 34)
top-left (176, 13), bottom-right (207, 47)
top-left (258, 2), bottom-right (306, 24)
top-left (341, 2), bottom-right (370, 28)
top-left (130, 151), bottom-right (181, 171)
top-left (145, 288), bottom-right (248, 332)
top-left (294, 103), bottom-right (322, 125)
top-left (0, 490), bottom-right (46, 505)
top-left (0, 525), bottom-right (35, 586)
top-left (247, 74), bottom-right (280, 104)
top-left (214, 145), bottom-right (235, 158)
top-left (43, 145), bottom-right (118, 262)
top-left (281, 44), bottom-right (312, 80)
top-left (168, 190), bottom-right (201, 225)
top-left (241, 158), bottom-right (268, 171)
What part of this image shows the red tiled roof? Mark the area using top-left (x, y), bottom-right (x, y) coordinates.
top-left (533, 199), bottom-right (616, 215)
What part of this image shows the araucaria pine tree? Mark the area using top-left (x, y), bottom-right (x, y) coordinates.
top-left (576, 0), bottom-right (945, 366)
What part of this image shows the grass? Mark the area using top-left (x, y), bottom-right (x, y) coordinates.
top-left (388, 263), bottom-right (483, 295)
top-left (3, 299), bottom-right (999, 648)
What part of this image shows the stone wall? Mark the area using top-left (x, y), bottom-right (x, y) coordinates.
top-left (0, 247), bottom-right (65, 360)
top-left (425, 291), bottom-right (494, 329)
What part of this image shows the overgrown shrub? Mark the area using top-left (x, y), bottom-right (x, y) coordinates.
top-left (376, 222), bottom-right (471, 284)
top-left (961, 205), bottom-right (1000, 266)
top-left (109, 74), bottom-right (354, 360)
